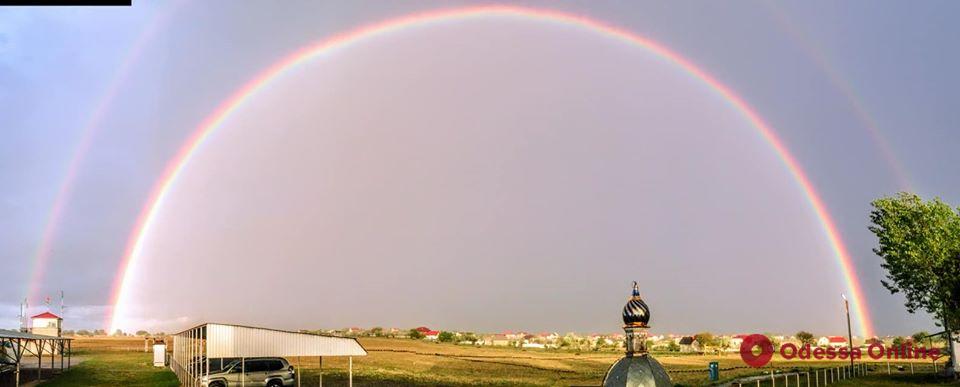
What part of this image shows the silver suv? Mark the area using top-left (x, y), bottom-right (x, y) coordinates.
top-left (201, 357), bottom-right (295, 387)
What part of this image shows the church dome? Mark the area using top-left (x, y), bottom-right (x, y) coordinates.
top-left (602, 354), bottom-right (672, 387)
top-left (622, 282), bottom-right (650, 327)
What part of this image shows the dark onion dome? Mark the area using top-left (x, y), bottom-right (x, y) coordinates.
top-left (622, 282), bottom-right (650, 327)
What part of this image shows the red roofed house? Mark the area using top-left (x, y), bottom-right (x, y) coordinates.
top-left (818, 336), bottom-right (848, 348)
top-left (31, 311), bottom-right (62, 337)
top-left (424, 330), bottom-right (440, 341)
top-left (415, 327), bottom-right (432, 333)
top-left (30, 311), bottom-right (63, 354)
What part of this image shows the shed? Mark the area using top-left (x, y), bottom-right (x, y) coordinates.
top-left (172, 323), bottom-right (367, 387)
top-left (0, 329), bottom-right (73, 387)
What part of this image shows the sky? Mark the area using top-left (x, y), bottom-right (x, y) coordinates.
top-left (1, 0), bottom-right (959, 336)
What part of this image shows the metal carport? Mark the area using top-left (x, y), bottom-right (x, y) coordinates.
top-left (0, 329), bottom-right (72, 387)
top-left (172, 323), bottom-right (367, 387)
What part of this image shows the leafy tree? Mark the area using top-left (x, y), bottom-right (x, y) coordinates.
top-left (892, 336), bottom-right (906, 347)
top-left (438, 331), bottom-right (455, 343)
top-left (408, 329), bottom-right (424, 339)
top-left (869, 193), bottom-right (960, 374)
top-left (461, 333), bottom-right (478, 343)
top-left (870, 194), bottom-right (960, 326)
top-left (694, 332), bottom-right (716, 347)
top-left (796, 331), bottom-right (815, 346)
top-left (912, 331), bottom-right (930, 344)
top-left (93, 329), bottom-right (106, 336)
top-left (113, 329), bottom-right (124, 336)
top-left (76, 329), bottom-right (91, 336)
top-left (369, 327), bottom-right (384, 337)
top-left (667, 341), bottom-right (680, 352)
top-left (136, 330), bottom-right (149, 336)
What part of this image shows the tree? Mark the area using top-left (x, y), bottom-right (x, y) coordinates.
top-left (438, 331), bottom-right (455, 343)
top-left (796, 331), bottom-right (815, 346)
top-left (912, 331), bottom-right (930, 344)
top-left (869, 193), bottom-right (960, 375)
top-left (694, 332), bottom-right (716, 347)
top-left (77, 329), bottom-right (91, 336)
top-left (892, 336), bottom-right (906, 347)
top-left (369, 327), bottom-right (384, 337)
top-left (136, 330), bottom-right (149, 336)
top-left (408, 329), bottom-right (424, 339)
top-left (667, 341), bottom-right (680, 352)
top-left (93, 329), bottom-right (106, 336)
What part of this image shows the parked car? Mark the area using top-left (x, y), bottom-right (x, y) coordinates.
top-left (201, 357), bottom-right (295, 387)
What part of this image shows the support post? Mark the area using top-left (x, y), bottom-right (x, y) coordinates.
top-left (37, 339), bottom-right (43, 381)
top-left (318, 356), bottom-right (323, 387)
top-left (349, 356), bottom-right (353, 387)
top-left (296, 356), bottom-right (301, 387)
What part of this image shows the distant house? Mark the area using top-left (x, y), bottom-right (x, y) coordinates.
top-left (485, 334), bottom-right (511, 346)
top-left (538, 332), bottom-right (560, 342)
top-left (818, 336), bottom-right (848, 348)
top-left (679, 336), bottom-right (701, 353)
top-left (415, 327), bottom-right (432, 333)
top-left (865, 337), bottom-right (883, 345)
top-left (504, 331), bottom-right (525, 341)
top-left (424, 330), bottom-right (440, 340)
top-left (522, 343), bottom-right (546, 349)
top-left (729, 335), bottom-right (749, 351)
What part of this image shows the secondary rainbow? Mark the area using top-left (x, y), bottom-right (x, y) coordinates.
top-left (26, 0), bottom-right (188, 306)
top-left (107, 5), bottom-right (876, 337)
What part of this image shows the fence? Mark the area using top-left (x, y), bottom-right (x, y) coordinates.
top-left (730, 360), bottom-right (946, 386)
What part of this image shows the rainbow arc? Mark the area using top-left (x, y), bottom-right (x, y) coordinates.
top-left (105, 5), bottom-right (875, 337)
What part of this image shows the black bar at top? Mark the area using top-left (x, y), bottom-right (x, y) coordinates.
top-left (0, 0), bottom-right (131, 5)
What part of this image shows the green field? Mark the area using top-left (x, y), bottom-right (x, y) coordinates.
top-left (32, 337), bottom-right (958, 386)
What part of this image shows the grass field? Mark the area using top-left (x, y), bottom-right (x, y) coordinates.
top-left (31, 336), bottom-right (958, 386)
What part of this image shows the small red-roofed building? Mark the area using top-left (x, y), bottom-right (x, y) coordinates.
top-left (818, 336), bottom-right (848, 348)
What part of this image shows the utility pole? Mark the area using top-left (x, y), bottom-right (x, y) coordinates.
top-left (842, 294), bottom-right (854, 368)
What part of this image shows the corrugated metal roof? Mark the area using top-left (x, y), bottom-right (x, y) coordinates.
top-left (0, 329), bottom-right (71, 340)
top-left (175, 323), bottom-right (366, 358)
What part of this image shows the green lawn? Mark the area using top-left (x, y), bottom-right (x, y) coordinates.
top-left (38, 351), bottom-right (178, 387)
top-left (29, 338), bottom-right (959, 386)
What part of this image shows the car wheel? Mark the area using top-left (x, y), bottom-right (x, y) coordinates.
top-left (266, 380), bottom-right (283, 387)
top-left (209, 382), bottom-right (225, 387)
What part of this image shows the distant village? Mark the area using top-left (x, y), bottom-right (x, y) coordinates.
top-left (283, 326), bottom-right (945, 354)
